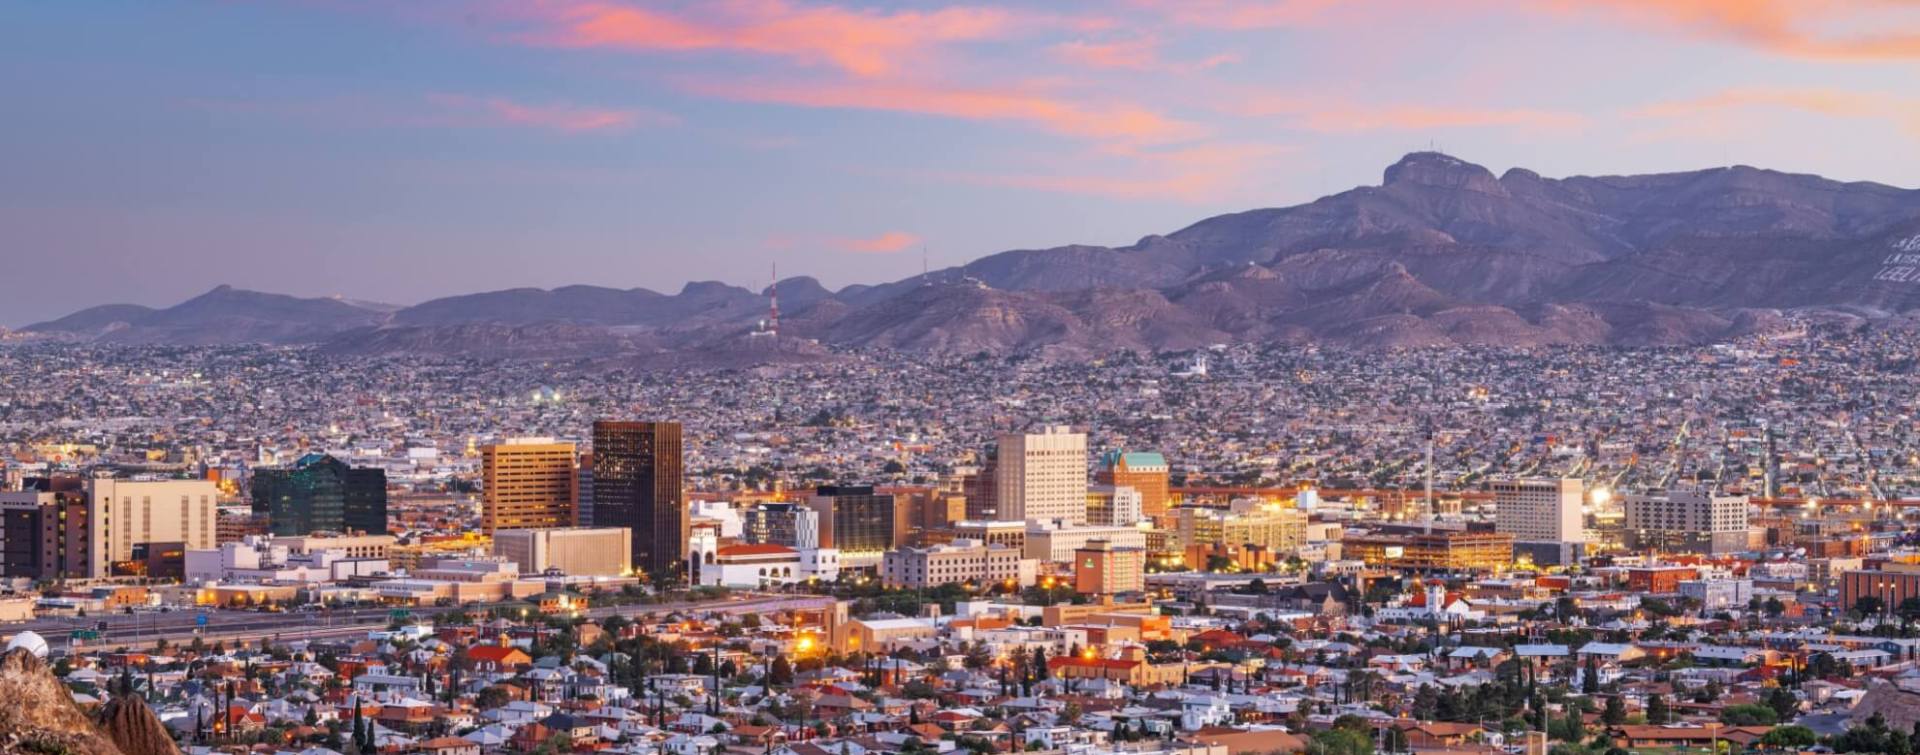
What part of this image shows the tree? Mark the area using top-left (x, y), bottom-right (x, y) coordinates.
top-left (1305, 728), bottom-right (1374, 755)
top-left (1718, 703), bottom-right (1778, 726)
top-left (770, 654), bottom-right (795, 686)
top-left (1645, 694), bottom-right (1670, 725)
top-left (476, 686), bottom-right (510, 710)
top-left (1602, 695), bottom-right (1625, 726)
top-left (1562, 707), bottom-right (1585, 742)
top-left (1855, 595), bottom-right (1887, 617)
top-left (1758, 724), bottom-right (1817, 749)
top-left (1766, 685), bottom-right (1799, 721)
top-left (1582, 656), bottom-right (1600, 695)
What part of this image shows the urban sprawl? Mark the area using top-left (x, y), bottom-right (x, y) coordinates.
top-left (7, 329), bottom-right (1920, 755)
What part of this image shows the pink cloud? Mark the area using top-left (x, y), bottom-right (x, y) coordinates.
top-left (1537, 0), bottom-right (1920, 60)
top-left (512, 0), bottom-right (1019, 77)
top-left (1633, 86), bottom-right (1920, 136)
top-left (680, 76), bottom-right (1203, 144)
top-left (947, 142), bottom-right (1294, 202)
top-left (426, 93), bottom-right (667, 133)
top-left (1052, 37), bottom-right (1162, 70)
top-left (842, 231), bottom-right (922, 254)
top-left (1236, 96), bottom-right (1587, 132)
top-left (1129, 0), bottom-right (1342, 29)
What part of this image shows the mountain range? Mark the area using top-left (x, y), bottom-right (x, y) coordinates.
top-left (23, 153), bottom-right (1920, 361)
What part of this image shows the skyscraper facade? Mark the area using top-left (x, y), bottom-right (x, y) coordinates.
top-left (250, 454), bottom-right (388, 537)
top-left (807, 485), bottom-right (898, 556)
top-left (481, 438), bottom-right (578, 533)
top-left (89, 476), bottom-right (220, 578)
top-left (0, 477), bottom-right (90, 580)
top-left (994, 425), bottom-right (1088, 523)
top-left (592, 421), bottom-right (686, 579)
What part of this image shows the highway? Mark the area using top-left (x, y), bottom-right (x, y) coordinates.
top-left (1, 593), bottom-right (835, 654)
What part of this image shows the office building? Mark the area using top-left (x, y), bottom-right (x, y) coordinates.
top-left (1842, 563), bottom-right (1920, 614)
top-left (1492, 478), bottom-right (1585, 565)
top-left (577, 452), bottom-right (595, 527)
top-left (592, 420), bottom-right (686, 579)
top-left (1074, 539), bottom-right (1146, 595)
top-left (959, 463), bottom-right (998, 521)
top-left (1173, 502), bottom-right (1309, 557)
top-left (1343, 531), bottom-right (1515, 573)
top-left (994, 425), bottom-right (1088, 523)
top-left (481, 438), bottom-right (579, 532)
top-left (0, 477), bottom-right (90, 580)
top-left (807, 485), bottom-right (899, 559)
top-left (492, 527), bottom-right (632, 577)
top-left (88, 477), bottom-right (220, 579)
top-left (1096, 451), bottom-right (1170, 519)
top-left (1624, 488), bottom-right (1751, 555)
top-left (1087, 484), bottom-right (1144, 526)
top-left (1025, 521), bottom-right (1148, 563)
top-left (743, 502), bottom-right (821, 549)
top-left (250, 454), bottom-right (388, 536)
top-left (881, 539), bottom-right (1037, 590)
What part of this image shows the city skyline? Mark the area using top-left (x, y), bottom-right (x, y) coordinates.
top-left (6, 1), bottom-right (1920, 325)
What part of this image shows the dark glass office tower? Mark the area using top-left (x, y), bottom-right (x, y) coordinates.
top-left (251, 454), bottom-right (388, 536)
top-left (808, 485), bottom-right (897, 556)
top-left (591, 421), bottom-right (685, 580)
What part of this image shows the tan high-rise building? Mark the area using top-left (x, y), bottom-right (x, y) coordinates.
top-left (492, 527), bottom-right (632, 577)
top-left (994, 425), bottom-right (1088, 523)
top-left (88, 477), bottom-right (219, 578)
top-left (1097, 452), bottom-right (1170, 518)
top-left (482, 439), bottom-right (579, 533)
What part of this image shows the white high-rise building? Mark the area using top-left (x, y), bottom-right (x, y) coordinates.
top-left (88, 477), bottom-right (219, 578)
top-left (1492, 478), bottom-right (1585, 544)
top-left (994, 425), bottom-right (1088, 523)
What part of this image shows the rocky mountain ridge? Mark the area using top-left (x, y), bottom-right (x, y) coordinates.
top-left (25, 153), bottom-right (1920, 359)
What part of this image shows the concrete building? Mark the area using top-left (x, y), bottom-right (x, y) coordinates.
top-left (1678, 578), bottom-right (1754, 610)
top-left (88, 477), bottom-right (219, 579)
top-left (1624, 488), bottom-right (1751, 555)
top-left (1096, 451), bottom-right (1170, 519)
top-left (1073, 539), bottom-right (1146, 595)
top-left (491, 527), bottom-right (632, 577)
top-left (480, 438), bottom-right (578, 533)
top-left (1492, 478), bottom-right (1586, 565)
top-left (1024, 521), bottom-right (1147, 563)
top-left (270, 533), bottom-right (394, 560)
top-left (881, 539), bottom-right (1037, 590)
top-left (994, 425), bottom-right (1088, 523)
top-left (0, 477), bottom-right (90, 580)
top-left (1086, 484), bottom-right (1144, 527)
top-left (1172, 502), bottom-right (1309, 558)
top-left (951, 520), bottom-right (1027, 549)
top-left (184, 535), bottom-right (390, 585)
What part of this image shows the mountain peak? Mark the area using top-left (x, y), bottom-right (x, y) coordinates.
top-left (1383, 152), bottom-right (1507, 196)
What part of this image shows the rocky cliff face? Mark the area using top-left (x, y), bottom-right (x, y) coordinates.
top-left (0, 648), bottom-right (129, 755)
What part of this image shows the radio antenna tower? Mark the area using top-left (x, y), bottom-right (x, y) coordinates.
top-left (768, 262), bottom-right (780, 337)
top-left (1424, 425), bottom-right (1436, 534)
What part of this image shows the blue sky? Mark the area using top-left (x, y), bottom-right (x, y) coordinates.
top-left (4, 0), bottom-right (1918, 325)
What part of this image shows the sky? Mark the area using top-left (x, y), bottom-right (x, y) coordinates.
top-left (4, 0), bottom-right (1920, 326)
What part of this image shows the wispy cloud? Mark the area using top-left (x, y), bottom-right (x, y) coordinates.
top-left (508, 0), bottom-right (1020, 77)
top-left (842, 231), bottom-right (922, 253)
top-left (1539, 0), bottom-right (1920, 60)
top-left (1633, 86), bottom-right (1920, 136)
top-left (1235, 96), bottom-right (1588, 132)
top-left (946, 142), bottom-right (1294, 202)
top-left (680, 76), bottom-right (1203, 144)
top-left (1128, 0), bottom-right (1341, 30)
top-left (426, 93), bottom-right (668, 133)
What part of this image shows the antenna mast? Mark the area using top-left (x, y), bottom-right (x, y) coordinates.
top-left (769, 262), bottom-right (780, 337)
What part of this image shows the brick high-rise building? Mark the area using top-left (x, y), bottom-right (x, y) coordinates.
top-left (592, 421), bottom-right (686, 580)
top-left (481, 439), bottom-right (579, 533)
top-left (1096, 451), bottom-right (1170, 519)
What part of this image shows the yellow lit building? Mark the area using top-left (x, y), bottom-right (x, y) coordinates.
top-left (481, 439), bottom-right (578, 533)
top-left (1343, 531), bottom-right (1515, 573)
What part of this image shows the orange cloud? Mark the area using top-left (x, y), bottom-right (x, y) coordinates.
top-left (518, 0), bottom-right (1017, 76)
top-left (427, 93), bottom-right (666, 132)
top-left (682, 76), bottom-right (1203, 144)
top-left (843, 231), bottom-right (921, 254)
top-left (1542, 0), bottom-right (1920, 60)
